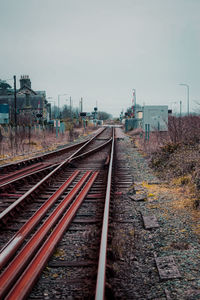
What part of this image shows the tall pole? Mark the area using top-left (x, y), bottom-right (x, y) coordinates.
top-left (133, 88), bottom-right (136, 117)
top-left (133, 88), bottom-right (136, 107)
top-left (187, 86), bottom-right (189, 116)
top-left (58, 95), bottom-right (60, 119)
top-left (80, 97), bottom-right (83, 112)
top-left (179, 83), bottom-right (189, 116)
top-left (14, 75), bottom-right (17, 126)
top-left (70, 96), bottom-right (72, 121)
top-left (180, 101), bottom-right (182, 117)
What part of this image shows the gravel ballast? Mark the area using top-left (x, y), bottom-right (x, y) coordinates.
top-left (109, 129), bottom-right (200, 300)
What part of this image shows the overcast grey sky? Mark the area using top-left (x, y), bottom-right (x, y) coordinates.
top-left (0, 0), bottom-right (200, 116)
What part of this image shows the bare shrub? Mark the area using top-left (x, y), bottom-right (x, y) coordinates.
top-left (130, 116), bottom-right (200, 204)
top-left (139, 115), bottom-right (200, 207)
top-left (135, 115), bottom-right (200, 157)
top-left (168, 115), bottom-right (200, 145)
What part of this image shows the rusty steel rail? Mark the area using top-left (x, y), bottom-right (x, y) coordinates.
top-left (0, 163), bottom-right (58, 189)
top-left (0, 127), bottom-right (106, 225)
top-left (69, 137), bottom-right (112, 162)
top-left (0, 128), bottom-right (105, 188)
top-left (0, 139), bottom-right (88, 173)
top-left (1, 171), bottom-right (99, 300)
top-left (0, 171), bottom-right (93, 298)
top-left (0, 134), bottom-right (111, 190)
top-left (0, 170), bottom-right (80, 270)
top-left (95, 127), bottom-right (115, 300)
top-left (0, 162), bottom-right (51, 185)
top-left (0, 127), bottom-right (105, 183)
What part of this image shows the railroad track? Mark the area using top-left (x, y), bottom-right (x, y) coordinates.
top-left (0, 128), bottom-right (109, 215)
top-left (0, 128), bottom-right (105, 188)
top-left (0, 126), bottom-right (115, 299)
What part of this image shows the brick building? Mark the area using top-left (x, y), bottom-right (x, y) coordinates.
top-left (0, 75), bottom-right (51, 125)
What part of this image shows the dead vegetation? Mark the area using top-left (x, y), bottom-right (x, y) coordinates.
top-left (0, 124), bottom-right (95, 164)
top-left (129, 115), bottom-right (200, 208)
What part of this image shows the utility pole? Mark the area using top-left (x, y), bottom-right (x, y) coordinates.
top-left (14, 75), bottom-right (17, 126)
top-left (58, 95), bottom-right (60, 119)
top-left (132, 88), bottom-right (136, 117)
top-left (179, 100), bottom-right (182, 139)
top-left (80, 97), bottom-right (83, 113)
top-left (70, 96), bottom-right (72, 121)
top-left (180, 100), bottom-right (182, 117)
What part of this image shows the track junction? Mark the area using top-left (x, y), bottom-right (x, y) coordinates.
top-left (0, 126), bottom-right (131, 299)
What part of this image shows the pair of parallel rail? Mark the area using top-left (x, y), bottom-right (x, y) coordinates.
top-left (0, 127), bottom-right (115, 299)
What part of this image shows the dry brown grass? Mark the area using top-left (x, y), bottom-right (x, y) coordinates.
top-left (141, 180), bottom-right (200, 236)
top-left (129, 115), bottom-right (200, 208)
top-left (0, 126), bottom-right (88, 164)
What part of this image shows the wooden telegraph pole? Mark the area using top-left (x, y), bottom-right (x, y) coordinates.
top-left (14, 75), bottom-right (17, 126)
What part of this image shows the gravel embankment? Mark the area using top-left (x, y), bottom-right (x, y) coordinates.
top-left (109, 129), bottom-right (200, 300)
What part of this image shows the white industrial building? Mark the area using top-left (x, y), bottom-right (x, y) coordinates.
top-left (142, 105), bottom-right (168, 131)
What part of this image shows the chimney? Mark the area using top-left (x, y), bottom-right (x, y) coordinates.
top-left (20, 75), bottom-right (31, 89)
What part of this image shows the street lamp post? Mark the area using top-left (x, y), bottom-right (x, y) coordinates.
top-left (179, 83), bottom-right (189, 116)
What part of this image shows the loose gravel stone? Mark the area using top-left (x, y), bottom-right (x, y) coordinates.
top-left (108, 130), bottom-right (200, 300)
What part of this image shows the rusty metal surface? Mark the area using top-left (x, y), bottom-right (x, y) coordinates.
top-left (0, 163), bottom-right (58, 190)
top-left (95, 128), bottom-right (114, 300)
top-left (0, 171), bottom-right (94, 299)
top-left (70, 138), bottom-right (112, 162)
top-left (0, 162), bottom-right (46, 184)
top-left (5, 172), bottom-right (99, 300)
top-left (0, 170), bottom-right (80, 270)
top-left (0, 139), bottom-right (88, 172)
top-left (0, 127), bottom-right (109, 224)
top-left (0, 127), bottom-right (105, 191)
top-left (0, 126), bottom-right (114, 299)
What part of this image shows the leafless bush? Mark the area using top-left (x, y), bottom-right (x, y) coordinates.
top-left (136, 115), bottom-right (200, 157)
top-left (141, 115), bottom-right (200, 207)
top-left (0, 121), bottom-right (94, 163)
top-left (168, 115), bottom-right (200, 145)
top-left (17, 126), bottom-right (28, 153)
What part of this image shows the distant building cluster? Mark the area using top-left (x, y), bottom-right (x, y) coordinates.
top-left (0, 75), bottom-right (51, 125)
